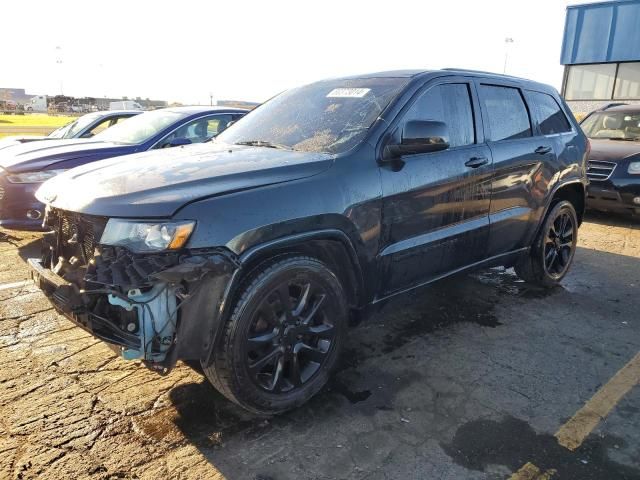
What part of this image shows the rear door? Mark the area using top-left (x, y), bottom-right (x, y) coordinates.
top-left (378, 79), bottom-right (493, 296)
top-left (477, 82), bottom-right (557, 258)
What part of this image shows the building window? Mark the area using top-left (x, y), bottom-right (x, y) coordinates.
top-left (614, 62), bottom-right (640, 99)
top-left (565, 64), bottom-right (616, 100)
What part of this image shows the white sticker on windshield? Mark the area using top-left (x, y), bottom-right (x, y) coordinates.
top-left (326, 88), bottom-right (371, 98)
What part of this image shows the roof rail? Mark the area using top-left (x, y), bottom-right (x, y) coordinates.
top-left (442, 67), bottom-right (498, 74)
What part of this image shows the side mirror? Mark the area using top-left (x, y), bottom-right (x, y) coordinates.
top-left (168, 137), bottom-right (192, 147)
top-left (384, 120), bottom-right (450, 159)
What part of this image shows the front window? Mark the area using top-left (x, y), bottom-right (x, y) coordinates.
top-left (93, 110), bottom-right (184, 145)
top-left (216, 77), bottom-right (408, 154)
top-left (581, 111), bottom-right (640, 141)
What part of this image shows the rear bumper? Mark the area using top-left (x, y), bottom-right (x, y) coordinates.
top-left (586, 179), bottom-right (640, 214)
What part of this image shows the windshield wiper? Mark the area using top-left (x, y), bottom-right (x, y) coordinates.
top-left (234, 140), bottom-right (293, 150)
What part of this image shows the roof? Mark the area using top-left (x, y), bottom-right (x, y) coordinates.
top-left (561, 0), bottom-right (640, 65)
top-left (162, 105), bottom-right (249, 114)
top-left (340, 70), bottom-right (428, 79)
top-left (596, 103), bottom-right (640, 112)
top-left (338, 68), bottom-right (538, 83)
top-left (93, 110), bottom-right (142, 116)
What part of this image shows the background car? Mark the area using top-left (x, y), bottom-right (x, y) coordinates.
top-left (0, 110), bottom-right (142, 151)
top-left (0, 106), bottom-right (247, 230)
top-left (581, 104), bottom-right (640, 215)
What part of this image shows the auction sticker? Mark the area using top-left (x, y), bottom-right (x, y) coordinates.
top-left (327, 88), bottom-right (371, 98)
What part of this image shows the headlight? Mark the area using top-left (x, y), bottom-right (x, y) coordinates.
top-left (100, 219), bottom-right (196, 252)
top-left (6, 169), bottom-right (67, 184)
top-left (628, 162), bottom-right (640, 175)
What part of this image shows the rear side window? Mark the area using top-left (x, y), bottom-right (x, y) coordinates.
top-left (528, 91), bottom-right (572, 135)
top-left (404, 83), bottom-right (475, 148)
top-left (480, 85), bottom-right (531, 141)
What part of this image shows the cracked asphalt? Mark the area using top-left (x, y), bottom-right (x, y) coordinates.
top-left (0, 212), bottom-right (639, 480)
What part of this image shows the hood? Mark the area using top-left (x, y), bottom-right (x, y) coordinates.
top-left (0, 139), bottom-right (135, 172)
top-left (589, 138), bottom-right (640, 163)
top-left (37, 142), bottom-right (334, 218)
top-left (0, 136), bottom-right (49, 151)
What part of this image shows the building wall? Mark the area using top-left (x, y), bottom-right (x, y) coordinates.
top-left (561, 1), bottom-right (640, 65)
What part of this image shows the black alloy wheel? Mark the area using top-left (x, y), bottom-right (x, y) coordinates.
top-left (245, 278), bottom-right (335, 393)
top-left (202, 256), bottom-right (347, 414)
top-left (515, 200), bottom-right (579, 288)
top-left (543, 209), bottom-right (575, 279)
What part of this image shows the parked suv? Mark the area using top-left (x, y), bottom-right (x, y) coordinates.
top-left (30, 69), bottom-right (588, 414)
top-left (580, 104), bottom-right (640, 215)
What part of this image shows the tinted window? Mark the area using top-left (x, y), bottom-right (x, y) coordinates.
top-left (480, 85), bottom-right (531, 141)
top-left (404, 84), bottom-right (475, 148)
top-left (528, 92), bottom-right (571, 135)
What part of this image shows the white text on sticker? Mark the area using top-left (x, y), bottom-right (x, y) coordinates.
top-left (327, 88), bottom-right (371, 98)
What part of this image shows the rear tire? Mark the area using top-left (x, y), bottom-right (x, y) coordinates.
top-left (515, 200), bottom-right (578, 288)
top-left (202, 256), bottom-right (347, 414)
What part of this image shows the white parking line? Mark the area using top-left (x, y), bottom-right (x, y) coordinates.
top-left (0, 280), bottom-right (31, 291)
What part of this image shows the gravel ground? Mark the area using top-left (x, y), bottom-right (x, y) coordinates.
top-left (0, 211), bottom-right (638, 480)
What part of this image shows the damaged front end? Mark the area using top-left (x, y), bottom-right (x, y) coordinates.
top-left (29, 207), bottom-right (239, 374)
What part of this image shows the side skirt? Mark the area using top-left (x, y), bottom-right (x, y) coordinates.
top-left (372, 247), bottom-right (529, 305)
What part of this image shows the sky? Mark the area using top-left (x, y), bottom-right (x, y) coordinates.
top-left (2, 0), bottom-right (599, 105)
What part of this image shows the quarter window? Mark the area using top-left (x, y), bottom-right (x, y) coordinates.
top-left (404, 84), bottom-right (475, 148)
top-left (480, 85), bottom-right (532, 141)
top-left (528, 92), bottom-right (572, 135)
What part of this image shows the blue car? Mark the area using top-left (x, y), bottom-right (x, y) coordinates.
top-left (0, 110), bottom-right (142, 151)
top-left (0, 106), bottom-right (247, 230)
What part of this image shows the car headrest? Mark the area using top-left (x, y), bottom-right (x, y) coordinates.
top-left (602, 115), bottom-right (622, 130)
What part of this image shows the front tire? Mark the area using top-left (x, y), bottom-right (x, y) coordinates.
top-left (202, 256), bottom-right (347, 414)
top-left (515, 200), bottom-right (578, 288)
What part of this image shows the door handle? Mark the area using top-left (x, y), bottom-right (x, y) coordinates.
top-left (535, 146), bottom-right (552, 155)
top-left (465, 156), bottom-right (489, 168)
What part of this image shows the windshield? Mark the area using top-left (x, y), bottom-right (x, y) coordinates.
top-left (93, 110), bottom-right (184, 145)
top-left (49, 112), bottom-right (104, 139)
top-left (581, 111), bottom-right (640, 141)
top-left (48, 119), bottom-right (79, 139)
top-left (216, 77), bottom-right (409, 154)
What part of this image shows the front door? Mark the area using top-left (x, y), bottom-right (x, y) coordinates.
top-left (378, 80), bottom-right (492, 297)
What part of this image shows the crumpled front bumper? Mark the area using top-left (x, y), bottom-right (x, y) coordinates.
top-left (29, 257), bottom-right (142, 350)
top-left (28, 247), bottom-right (239, 373)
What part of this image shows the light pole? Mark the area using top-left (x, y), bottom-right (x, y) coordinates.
top-left (503, 37), bottom-right (514, 74)
top-left (55, 46), bottom-right (64, 95)
top-left (209, 92), bottom-right (214, 106)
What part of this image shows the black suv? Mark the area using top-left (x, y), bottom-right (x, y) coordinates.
top-left (580, 104), bottom-right (640, 215)
top-left (30, 69), bottom-right (588, 414)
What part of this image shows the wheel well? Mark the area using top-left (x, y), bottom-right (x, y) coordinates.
top-left (237, 238), bottom-right (363, 309)
top-left (551, 183), bottom-right (585, 224)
